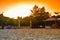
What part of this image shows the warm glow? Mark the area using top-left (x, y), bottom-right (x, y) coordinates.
top-left (0, 0), bottom-right (60, 19)
top-left (4, 3), bottom-right (50, 19)
top-left (4, 3), bottom-right (33, 19)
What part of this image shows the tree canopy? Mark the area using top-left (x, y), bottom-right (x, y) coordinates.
top-left (0, 5), bottom-right (51, 28)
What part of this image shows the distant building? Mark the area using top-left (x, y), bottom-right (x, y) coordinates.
top-left (43, 17), bottom-right (60, 28)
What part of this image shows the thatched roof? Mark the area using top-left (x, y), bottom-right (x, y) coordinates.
top-left (44, 18), bottom-right (56, 21)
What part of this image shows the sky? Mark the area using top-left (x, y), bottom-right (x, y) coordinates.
top-left (0, 0), bottom-right (60, 18)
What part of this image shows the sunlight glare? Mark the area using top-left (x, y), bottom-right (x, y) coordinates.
top-left (4, 4), bottom-right (33, 19)
top-left (3, 3), bottom-right (54, 19)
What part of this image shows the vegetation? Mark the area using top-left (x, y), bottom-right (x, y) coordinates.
top-left (0, 5), bottom-right (60, 28)
top-left (30, 5), bottom-right (50, 27)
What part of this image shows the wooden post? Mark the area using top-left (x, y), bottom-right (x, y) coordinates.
top-left (18, 17), bottom-right (20, 28)
top-left (19, 20), bottom-right (20, 28)
top-left (30, 20), bottom-right (32, 28)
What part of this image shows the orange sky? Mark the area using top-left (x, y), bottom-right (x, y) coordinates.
top-left (0, 0), bottom-right (60, 18)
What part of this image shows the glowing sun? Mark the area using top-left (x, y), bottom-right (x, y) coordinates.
top-left (3, 3), bottom-right (52, 19)
top-left (4, 3), bottom-right (33, 19)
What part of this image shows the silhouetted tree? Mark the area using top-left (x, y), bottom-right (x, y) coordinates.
top-left (31, 5), bottom-right (50, 20)
top-left (30, 5), bottom-right (50, 28)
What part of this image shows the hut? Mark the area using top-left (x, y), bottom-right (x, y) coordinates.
top-left (43, 17), bottom-right (60, 28)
